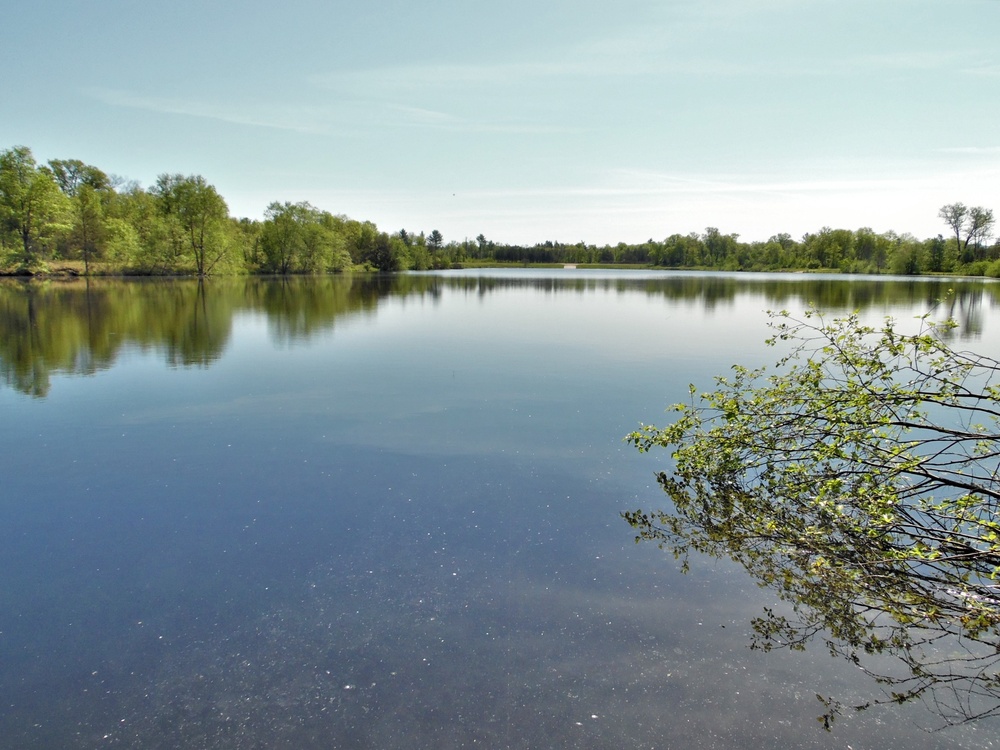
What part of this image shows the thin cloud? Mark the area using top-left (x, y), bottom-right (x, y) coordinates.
top-left (670, 0), bottom-right (838, 22)
top-left (426, 166), bottom-right (994, 202)
top-left (310, 30), bottom-right (693, 96)
top-left (84, 87), bottom-right (343, 135)
top-left (602, 167), bottom-right (1000, 197)
top-left (313, 42), bottom-right (969, 107)
top-left (311, 58), bottom-right (619, 96)
top-left (384, 104), bottom-right (576, 134)
top-left (839, 51), bottom-right (960, 72)
top-left (319, 174), bottom-right (930, 203)
top-left (964, 62), bottom-right (1000, 76)
top-left (937, 146), bottom-right (1000, 155)
top-left (86, 85), bottom-right (573, 137)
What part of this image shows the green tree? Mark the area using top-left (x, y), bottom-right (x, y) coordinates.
top-left (108, 184), bottom-right (174, 272)
top-left (627, 308), bottom-right (1000, 728)
top-left (940, 203), bottom-right (996, 263)
top-left (261, 201), bottom-right (313, 274)
top-left (939, 202), bottom-right (968, 258)
top-left (428, 229), bottom-right (444, 251)
top-left (70, 184), bottom-right (106, 274)
top-left (103, 217), bottom-right (142, 268)
top-left (702, 227), bottom-right (740, 267)
top-left (802, 227), bottom-right (854, 270)
top-left (967, 207), bottom-right (996, 261)
top-left (49, 158), bottom-right (116, 273)
top-left (344, 220), bottom-right (379, 265)
top-left (152, 174), bottom-right (231, 275)
top-left (409, 241), bottom-right (431, 270)
top-left (853, 227), bottom-right (889, 273)
top-left (234, 217), bottom-right (263, 271)
top-left (362, 232), bottom-right (410, 272)
top-left (317, 212), bottom-right (352, 272)
top-left (925, 234), bottom-right (948, 273)
top-left (886, 232), bottom-right (924, 275)
top-left (48, 158), bottom-right (110, 197)
top-left (0, 146), bottom-right (70, 268)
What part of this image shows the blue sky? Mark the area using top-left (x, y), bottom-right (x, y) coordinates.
top-left (4, 0), bottom-right (998, 245)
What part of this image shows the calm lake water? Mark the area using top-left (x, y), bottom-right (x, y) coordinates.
top-left (1, 270), bottom-right (998, 749)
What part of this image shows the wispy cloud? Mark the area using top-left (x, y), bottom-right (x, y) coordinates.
top-left (602, 162), bottom-right (1000, 197)
top-left (385, 104), bottom-right (574, 134)
top-left (321, 175), bottom-right (924, 205)
top-left (84, 87), bottom-right (344, 135)
top-left (310, 58), bottom-right (621, 96)
top-left (313, 40), bottom-right (968, 112)
top-left (838, 51), bottom-right (960, 72)
top-left (937, 146), bottom-right (1000, 155)
top-left (310, 29), bottom-right (700, 97)
top-left (670, 0), bottom-right (837, 21)
top-left (86, 84), bottom-right (575, 137)
top-left (446, 163), bottom-right (997, 203)
top-left (963, 62), bottom-right (1000, 76)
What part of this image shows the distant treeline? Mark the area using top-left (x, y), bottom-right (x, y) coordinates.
top-left (2, 144), bottom-right (997, 276)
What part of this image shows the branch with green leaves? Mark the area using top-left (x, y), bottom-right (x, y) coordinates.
top-left (626, 307), bottom-right (1000, 729)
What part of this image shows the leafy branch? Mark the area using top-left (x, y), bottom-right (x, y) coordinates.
top-left (626, 307), bottom-right (1000, 729)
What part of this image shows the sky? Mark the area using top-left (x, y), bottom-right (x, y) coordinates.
top-left (3, 0), bottom-right (999, 245)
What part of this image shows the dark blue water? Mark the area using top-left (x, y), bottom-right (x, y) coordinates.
top-left (0, 271), bottom-right (996, 748)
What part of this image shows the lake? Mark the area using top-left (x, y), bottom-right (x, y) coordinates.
top-left (1, 270), bottom-right (998, 749)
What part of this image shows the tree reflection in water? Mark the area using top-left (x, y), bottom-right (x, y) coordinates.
top-left (627, 308), bottom-right (1000, 731)
top-left (1, 273), bottom-right (994, 399)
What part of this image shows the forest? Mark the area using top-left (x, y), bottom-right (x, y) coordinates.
top-left (1, 144), bottom-right (997, 277)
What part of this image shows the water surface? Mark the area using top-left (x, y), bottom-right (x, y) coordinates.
top-left (1, 271), bottom-right (997, 748)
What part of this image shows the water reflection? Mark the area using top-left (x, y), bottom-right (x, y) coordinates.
top-left (625, 499), bottom-right (1000, 729)
top-left (624, 304), bottom-right (1000, 730)
top-left (1, 272), bottom-right (995, 398)
top-left (3, 270), bottom-right (998, 748)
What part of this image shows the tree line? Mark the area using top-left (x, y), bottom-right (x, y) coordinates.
top-left (471, 211), bottom-right (997, 275)
top-left (0, 145), bottom-right (424, 275)
top-left (1, 144), bottom-right (996, 276)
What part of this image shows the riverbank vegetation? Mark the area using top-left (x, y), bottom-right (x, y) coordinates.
top-left (627, 309), bottom-right (1000, 728)
top-left (2, 145), bottom-right (996, 277)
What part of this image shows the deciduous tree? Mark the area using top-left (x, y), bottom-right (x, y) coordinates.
top-left (627, 308), bottom-right (1000, 728)
top-left (0, 146), bottom-right (70, 267)
top-left (48, 158), bottom-right (110, 197)
top-left (152, 174), bottom-right (230, 275)
top-left (940, 202), bottom-right (996, 262)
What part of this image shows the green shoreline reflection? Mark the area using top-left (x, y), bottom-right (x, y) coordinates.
top-left (0, 272), bottom-right (994, 397)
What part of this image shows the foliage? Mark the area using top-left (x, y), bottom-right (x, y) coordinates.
top-left (3, 142), bottom-right (998, 276)
top-left (107, 184), bottom-right (178, 273)
top-left (260, 201), bottom-right (348, 274)
top-left (0, 146), bottom-right (71, 268)
top-left (626, 308), bottom-right (1000, 729)
top-left (66, 184), bottom-right (106, 273)
top-left (48, 158), bottom-right (110, 197)
top-left (362, 232), bottom-right (411, 272)
top-left (152, 174), bottom-right (231, 275)
top-left (939, 203), bottom-right (996, 263)
top-left (427, 229), bottom-right (444, 251)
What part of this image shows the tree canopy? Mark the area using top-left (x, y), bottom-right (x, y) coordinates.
top-left (939, 203), bottom-right (996, 264)
top-left (0, 146), bottom-right (69, 267)
top-left (2, 143), bottom-right (999, 277)
top-left (626, 308), bottom-right (1000, 729)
